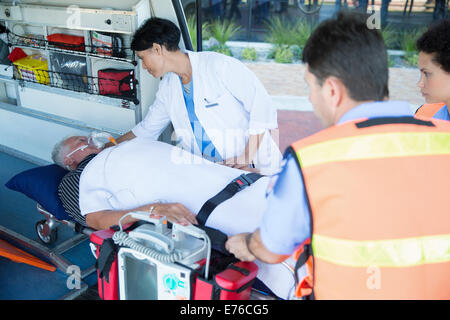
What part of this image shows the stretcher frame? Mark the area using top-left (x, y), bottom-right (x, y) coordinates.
top-left (36, 203), bottom-right (93, 245)
top-left (0, 204), bottom-right (97, 299)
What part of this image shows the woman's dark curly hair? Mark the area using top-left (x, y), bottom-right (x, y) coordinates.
top-left (416, 19), bottom-right (450, 73)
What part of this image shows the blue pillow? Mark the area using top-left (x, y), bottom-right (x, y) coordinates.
top-left (5, 164), bottom-right (72, 221)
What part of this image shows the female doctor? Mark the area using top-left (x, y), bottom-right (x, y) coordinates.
top-left (115, 18), bottom-right (282, 175)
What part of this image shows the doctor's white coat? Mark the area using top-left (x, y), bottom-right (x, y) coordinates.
top-left (132, 50), bottom-right (282, 175)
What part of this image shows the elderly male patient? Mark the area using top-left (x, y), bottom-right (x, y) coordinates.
top-left (52, 136), bottom-right (198, 228)
top-left (52, 136), bottom-right (295, 299)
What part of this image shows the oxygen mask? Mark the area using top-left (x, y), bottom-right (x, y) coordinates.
top-left (88, 131), bottom-right (118, 149)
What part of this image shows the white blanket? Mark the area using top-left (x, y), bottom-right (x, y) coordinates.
top-left (79, 137), bottom-right (295, 299)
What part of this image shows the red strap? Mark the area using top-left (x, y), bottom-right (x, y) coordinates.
top-left (295, 274), bottom-right (313, 298)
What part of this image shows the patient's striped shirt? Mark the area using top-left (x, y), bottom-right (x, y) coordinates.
top-left (58, 154), bottom-right (96, 226)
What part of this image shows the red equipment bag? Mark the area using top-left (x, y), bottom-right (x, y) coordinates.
top-left (98, 69), bottom-right (135, 98)
top-left (47, 33), bottom-right (85, 52)
top-left (91, 223), bottom-right (259, 301)
top-left (90, 227), bottom-right (119, 300)
top-left (90, 221), bottom-right (147, 300)
top-left (193, 253), bottom-right (258, 300)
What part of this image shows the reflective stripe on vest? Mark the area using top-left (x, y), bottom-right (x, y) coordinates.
top-left (415, 103), bottom-right (446, 118)
top-left (312, 234), bottom-right (450, 268)
top-left (295, 131), bottom-right (450, 169)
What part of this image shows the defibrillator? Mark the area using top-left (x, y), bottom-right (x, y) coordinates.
top-left (90, 211), bottom-right (259, 300)
top-left (111, 211), bottom-right (208, 300)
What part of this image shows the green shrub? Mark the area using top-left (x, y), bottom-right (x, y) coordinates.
top-left (267, 46), bottom-right (277, 59)
top-left (187, 15), bottom-right (210, 51)
top-left (274, 45), bottom-right (293, 63)
top-left (209, 44), bottom-right (233, 56)
top-left (208, 19), bottom-right (241, 46)
top-left (381, 24), bottom-right (398, 50)
top-left (388, 55), bottom-right (395, 68)
top-left (404, 52), bottom-right (418, 67)
top-left (400, 27), bottom-right (425, 67)
top-left (290, 44), bottom-right (302, 61)
top-left (241, 47), bottom-right (257, 61)
top-left (264, 17), bottom-right (297, 47)
top-left (294, 20), bottom-right (314, 48)
top-left (205, 19), bottom-right (240, 57)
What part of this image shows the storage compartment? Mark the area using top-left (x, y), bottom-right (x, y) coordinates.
top-left (47, 33), bottom-right (85, 52)
top-left (91, 31), bottom-right (124, 58)
top-left (50, 52), bottom-right (89, 92)
top-left (13, 54), bottom-right (49, 85)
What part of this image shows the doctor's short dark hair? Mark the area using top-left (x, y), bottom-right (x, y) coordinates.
top-left (302, 12), bottom-right (389, 102)
top-left (416, 19), bottom-right (450, 73)
top-left (131, 17), bottom-right (181, 52)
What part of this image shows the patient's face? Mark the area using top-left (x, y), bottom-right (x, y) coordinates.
top-left (63, 136), bottom-right (101, 168)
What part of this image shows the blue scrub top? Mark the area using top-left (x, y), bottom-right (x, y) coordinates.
top-left (433, 105), bottom-right (450, 121)
top-left (180, 77), bottom-right (222, 162)
top-left (259, 101), bottom-right (414, 255)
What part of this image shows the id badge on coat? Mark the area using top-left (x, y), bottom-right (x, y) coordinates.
top-left (200, 92), bottom-right (249, 159)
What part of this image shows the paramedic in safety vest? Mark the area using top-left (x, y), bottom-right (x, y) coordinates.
top-left (114, 17), bottom-right (282, 175)
top-left (415, 19), bottom-right (450, 120)
top-left (225, 12), bottom-right (450, 299)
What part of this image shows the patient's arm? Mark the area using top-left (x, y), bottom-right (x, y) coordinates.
top-left (104, 130), bottom-right (136, 148)
top-left (85, 202), bottom-right (198, 230)
top-left (225, 229), bottom-right (290, 264)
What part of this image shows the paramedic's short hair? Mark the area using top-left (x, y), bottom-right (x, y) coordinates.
top-left (52, 136), bottom-right (70, 169)
top-left (302, 12), bottom-right (389, 101)
top-left (416, 19), bottom-right (450, 73)
top-left (131, 17), bottom-right (180, 52)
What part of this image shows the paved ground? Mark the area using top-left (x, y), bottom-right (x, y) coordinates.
top-left (245, 61), bottom-right (425, 151)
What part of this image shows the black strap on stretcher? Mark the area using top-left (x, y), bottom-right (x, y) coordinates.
top-left (196, 173), bottom-right (263, 226)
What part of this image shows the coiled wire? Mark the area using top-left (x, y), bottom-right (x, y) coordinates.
top-left (112, 230), bottom-right (183, 263)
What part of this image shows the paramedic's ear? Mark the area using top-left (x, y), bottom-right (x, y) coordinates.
top-left (323, 76), bottom-right (345, 110)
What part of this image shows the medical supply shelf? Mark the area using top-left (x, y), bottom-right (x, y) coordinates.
top-left (7, 30), bottom-right (136, 63)
top-left (11, 62), bottom-right (139, 105)
top-left (5, 26), bottom-right (140, 105)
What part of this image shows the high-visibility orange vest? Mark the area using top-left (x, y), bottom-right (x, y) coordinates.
top-left (289, 116), bottom-right (450, 300)
top-left (415, 103), bottom-right (446, 118)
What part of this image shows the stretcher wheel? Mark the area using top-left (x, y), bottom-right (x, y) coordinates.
top-left (35, 220), bottom-right (58, 244)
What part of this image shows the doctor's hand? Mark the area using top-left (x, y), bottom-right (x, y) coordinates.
top-left (225, 232), bottom-right (257, 262)
top-left (145, 203), bottom-right (198, 226)
top-left (221, 156), bottom-right (259, 173)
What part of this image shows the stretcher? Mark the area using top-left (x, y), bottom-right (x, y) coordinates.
top-left (5, 164), bottom-right (294, 299)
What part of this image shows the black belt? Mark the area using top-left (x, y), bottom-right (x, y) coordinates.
top-left (196, 172), bottom-right (263, 226)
